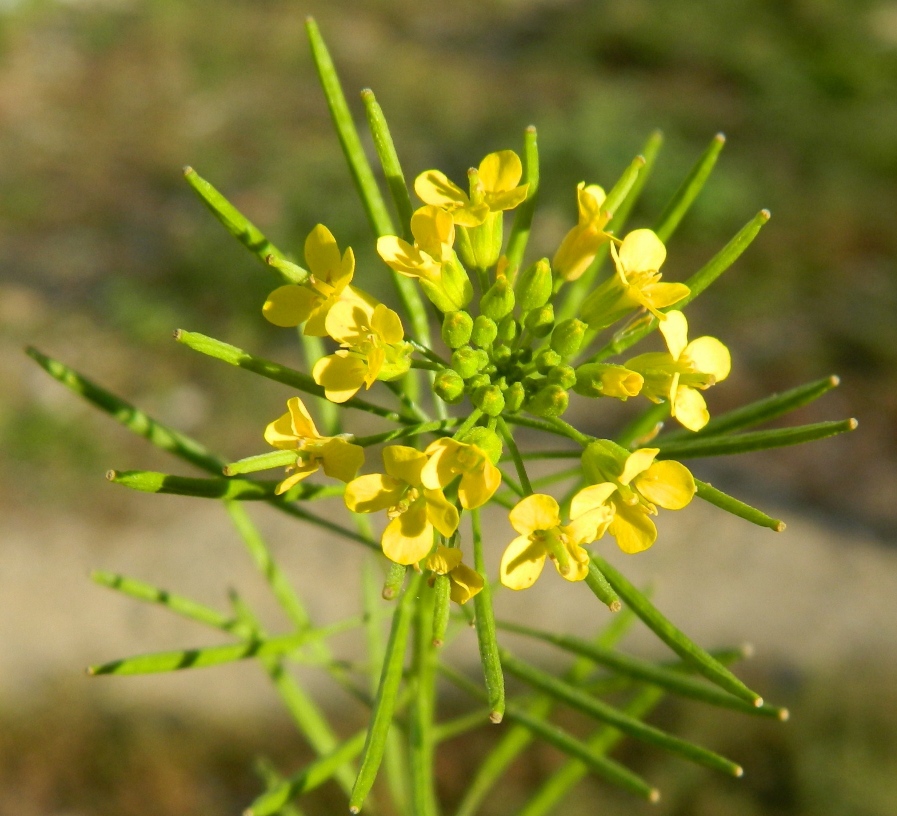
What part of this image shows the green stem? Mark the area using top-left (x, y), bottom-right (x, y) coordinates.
top-left (497, 417), bottom-right (532, 495)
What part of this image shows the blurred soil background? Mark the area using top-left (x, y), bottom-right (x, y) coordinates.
top-left (1, 0), bottom-right (896, 813)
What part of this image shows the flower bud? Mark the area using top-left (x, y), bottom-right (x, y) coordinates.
top-left (434, 369), bottom-right (466, 403)
top-left (516, 258), bottom-right (553, 313)
top-left (466, 372), bottom-right (491, 390)
top-left (491, 345), bottom-right (512, 367)
top-left (467, 211), bottom-right (504, 270)
top-left (525, 383), bottom-right (569, 418)
top-left (451, 346), bottom-right (486, 379)
top-left (573, 363), bottom-right (644, 400)
top-left (550, 318), bottom-right (587, 358)
top-left (480, 275), bottom-right (516, 321)
top-left (524, 304), bottom-right (554, 338)
top-left (470, 315), bottom-right (498, 348)
top-left (442, 311), bottom-right (473, 348)
top-left (460, 426), bottom-right (503, 463)
top-left (472, 384), bottom-right (505, 416)
top-left (534, 348), bottom-right (562, 373)
top-left (546, 364), bottom-right (576, 389)
top-left (504, 381), bottom-right (526, 412)
top-left (497, 315), bottom-right (520, 343)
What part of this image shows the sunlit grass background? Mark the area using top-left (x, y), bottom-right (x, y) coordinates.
top-left (2, 0), bottom-right (896, 813)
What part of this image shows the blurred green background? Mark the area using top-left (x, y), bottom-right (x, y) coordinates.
top-left (2, 0), bottom-right (896, 813)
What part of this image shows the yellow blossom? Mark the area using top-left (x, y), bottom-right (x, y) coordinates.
top-left (312, 301), bottom-right (412, 403)
top-left (262, 224), bottom-right (376, 335)
top-left (414, 150), bottom-right (529, 227)
top-left (499, 490), bottom-right (614, 590)
top-left (344, 446), bottom-right (459, 565)
top-left (581, 229), bottom-right (690, 331)
top-left (626, 310), bottom-right (731, 431)
top-left (263, 396), bottom-right (364, 494)
top-left (426, 545), bottom-right (484, 604)
top-left (552, 183), bottom-right (611, 281)
top-left (582, 440), bottom-right (696, 554)
top-left (376, 205), bottom-right (473, 312)
top-left (420, 438), bottom-right (502, 509)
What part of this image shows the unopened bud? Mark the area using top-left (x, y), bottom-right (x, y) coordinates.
top-left (472, 384), bottom-right (505, 417)
top-left (547, 364), bottom-right (576, 389)
top-left (504, 381), bottom-right (526, 412)
top-left (497, 315), bottom-right (520, 343)
top-left (434, 369), bottom-right (465, 403)
top-left (491, 345), bottom-right (512, 367)
top-left (466, 372), bottom-right (491, 390)
top-left (573, 363), bottom-right (644, 400)
top-left (534, 348), bottom-right (562, 373)
top-left (471, 315), bottom-right (498, 348)
top-left (442, 311), bottom-right (473, 348)
top-left (516, 258), bottom-right (553, 313)
top-left (550, 318), bottom-right (587, 358)
top-left (460, 426), bottom-right (503, 463)
top-left (452, 346), bottom-right (485, 379)
top-left (526, 383), bottom-right (569, 418)
top-left (525, 304), bottom-right (554, 338)
top-left (480, 275), bottom-right (516, 321)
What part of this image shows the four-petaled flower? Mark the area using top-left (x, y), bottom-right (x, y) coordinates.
top-left (581, 229), bottom-right (690, 331)
top-left (426, 545), bottom-right (484, 604)
top-left (552, 183), bottom-right (611, 282)
top-left (345, 446), bottom-right (460, 565)
top-left (582, 441), bottom-right (696, 554)
top-left (262, 224), bottom-right (376, 335)
top-left (414, 150), bottom-right (529, 227)
top-left (313, 301), bottom-right (412, 403)
top-left (626, 310), bottom-right (731, 431)
top-left (264, 396), bottom-right (364, 494)
top-left (421, 438), bottom-right (502, 509)
top-left (499, 491), bottom-right (614, 590)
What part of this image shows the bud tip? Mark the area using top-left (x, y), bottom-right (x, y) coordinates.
top-left (222, 466), bottom-right (235, 477)
top-left (774, 521), bottom-right (786, 532)
top-left (609, 600), bottom-right (622, 613)
top-left (489, 710), bottom-right (503, 724)
top-left (173, 328), bottom-right (184, 340)
top-left (432, 638), bottom-right (444, 648)
top-left (715, 132), bottom-right (726, 143)
top-left (734, 765), bottom-right (745, 778)
top-left (182, 165), bottom-right (194, 177)
top-left (848, 418), bottom-right (859, 430)
top-left (105, 470), bottom-right (117, 481)
top-left (648, 789), bottom-right (661, 803)
top-left (779, 708), bottom-right (790, 721)
top-left (761, 208), bottom-right (772, 220)
top-left (740, 642), bottom-right (755, 658)
top-left (753, 696), bottom-right (764, 708)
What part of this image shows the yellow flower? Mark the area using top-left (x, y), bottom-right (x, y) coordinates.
top-left (426, 545), bottom-right (484, 604)
top-left (581, 229), bottom-right (690, 331)
top-left (376, 205), bottom-right (473, 312)
top-left (262, 224), bottom-right (376, 336)
top-left (552, 183), bottom-right (611, 282)
top-left (312, 301), bottom-right (412, 403)
top-left (499, 491), bottom-right (613, 590)
top-left (626, 310), bottom-right (731, 431)
top-left (582, 440), bottom-right (696, 554)
top-left (420, 438), bottom-right (502, 509)
top-left (345, 446), bottom-right (460, 565)
top-left (264, 396), bottom-right (364, 494)
top-left (414, 150), bottom-right (529, 227)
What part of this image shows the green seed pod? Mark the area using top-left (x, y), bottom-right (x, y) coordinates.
top-left (382, 562), bottom-right (407, 601)
top-left (442, 311), bottom-right (473, 349)
top-left (504, 381), bottom-right (526, 413)
top-left (460, 426), bottom-right (503, 464)
top-left (573, 363), bottom-right (644, 400)
top-left (471, 315), bottom-right (498, 348)
top-left (526, 383), bottom-right (569, 418)
top-left (432, 574), bottom-right (451, 647)
top-left (550, 318), bottom-right (587, 358)
top-left (434, 369), bottom-right (466, 404)
top-left (534, 348), bottom-right (562, 374)
top-left (480, 275), bottom-right (516, 321)
top-left (497, 315), bottom-right (520, 343)
top-left (516, 258), bottom-right (553, 313)
top-left (525, 303), bottom-right (554, 338)
top-left (547, 364), bottom-right (577, 389)
top-left (451, 346), bottom-right (482, 379)
top-left (472, 384), bottom-right (506, 417)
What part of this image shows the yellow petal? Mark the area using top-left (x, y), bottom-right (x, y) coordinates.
top-left (427, 545), bottom-right (463, 575)
top-left (485, 186), bottom-right (529, 212)
top-left (324, 300), bottom-right (372, 346)
top-left (263, 285), bottom-right (320, 328)
top-left (634, 460), bottom-right (695, 510)
top-left (411, 205), bottom-right (454, 253)
top-left (609, 503), bottom-right (658, 554)
top-left (320, 438), bottom-right (365, 483)
top-left (449, 562), bottom-right (484, 604)
top-left (377, 235), bottom-right (431, 278)
top-left (371, 304), bottom-right (405, 345)
top-left (479, 150), bottom-right (523, 192)
top-left (414, 170), bottom-right (469, 209)
top-left (619, 448), bottom-right (660, 486)
top-left (659, 310), bottom-right (689, 361)
top-left (508, 494), bottom-right (561, 536)
top-left (565, 506), bottom-right (613, 545)
top-left (685, 336), bottom-right (731, 382)
top-left (673, 386), bottom-right (710, 431)
top-left (618, 228), bottom-right (666, 274)
top-left (312, 353), bottom-right (367, 403)
top-left (365, 345), bottom-right (385, 386)
top-left (424, 488), bottom-right (460, 537)
top-left (554, 539), bottom-right (591, 582)
top-left (286, 396), bottom-right (319, 440)
top-left (458, 456), bottom-right (501, 510)
top-left (642, 281), bottom-right (690, 310)
top-left (577, 183), bottom-right (606, 224)
top-left (335, 247), bottom-right (355, 291)
top-left (570, 483), bottom-right (617, 519)
top-left (500, 535), bottom-right (547, 590)
top-left (344, 473), bottom-right (405, 513)
top-left (420, 438), bottom-right (460, 490)
top-left (381, 499), bottom-right (434, 565)
top-left (383, 445), bottom-right (427, 486)
top-left (452, 203), bottom-right (490, 227)
top-left (275, 463), bottom-right (318, 495)
top-left (304, 224), bottom-right (342, 281)
top-left (264, 410), bottom-right (298, 449)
